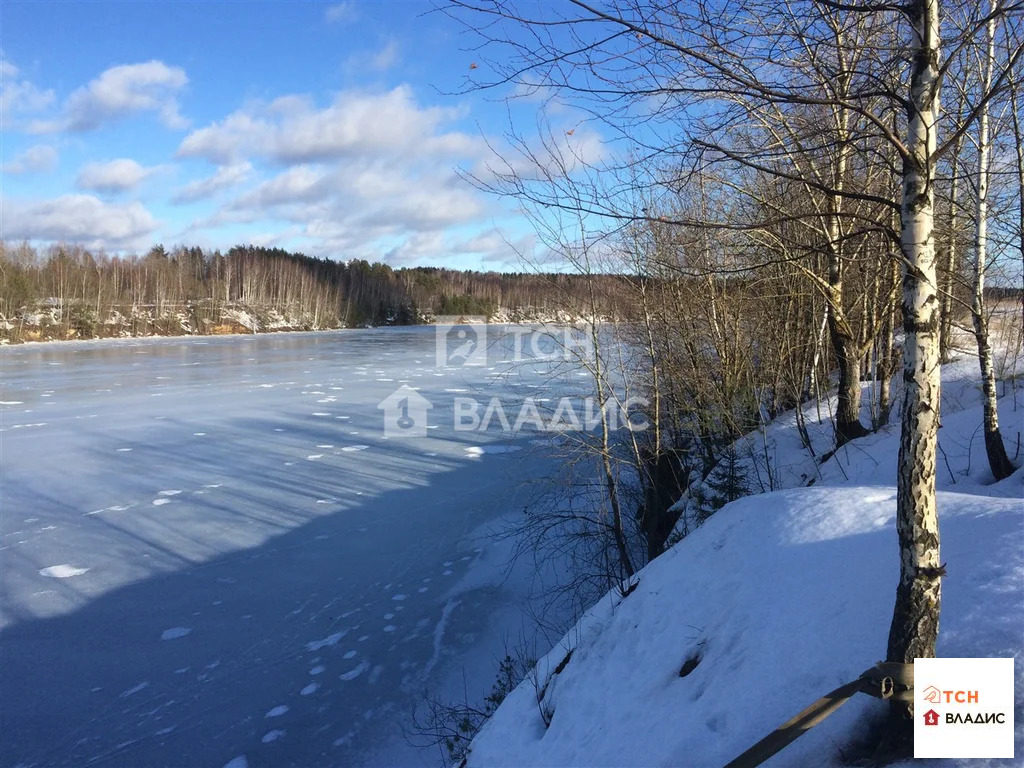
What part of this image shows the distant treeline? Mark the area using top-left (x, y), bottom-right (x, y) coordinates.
top-left (0, 242), bottom-right (632, 341)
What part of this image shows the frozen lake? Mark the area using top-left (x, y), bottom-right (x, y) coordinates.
top-left (0, 328), bottom-right (583, 768)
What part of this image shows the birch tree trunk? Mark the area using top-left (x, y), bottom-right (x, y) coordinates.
top-left (878, 259), bottom-right (902, 428)
top-left (970, 1), bottom-right (1014, 481)
top-left (830, 306), bottom-right (870, 444)
top-left (828, 114), bottom-right (871, 445)
top-left (1013, 77), bottom-right (1024, 332)
top-left (940, 130), bottom-right (964, 361)
top-left (887, 0), bottom-right (944, 691)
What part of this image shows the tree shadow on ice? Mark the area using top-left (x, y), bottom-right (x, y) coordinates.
top-left (0, 424), bottom-right (552, 768)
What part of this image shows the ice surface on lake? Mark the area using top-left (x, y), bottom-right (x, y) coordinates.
top-left (0, 328), bottom-right (579, 767)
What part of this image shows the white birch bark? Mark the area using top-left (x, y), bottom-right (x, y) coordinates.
top-left (887, 0), bottom-right (944, 674)
top-left (970, 0), bottom-right (1014, 480)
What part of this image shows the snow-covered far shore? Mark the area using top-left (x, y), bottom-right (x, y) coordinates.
top-left (465, 353), bottom-right (1024, 768)
top-left (0, 301), bottom-right (349, 344)
top-left (0, 300), bottom-right (606, 346)
top-left (0, 325), bottom-right (350, 349)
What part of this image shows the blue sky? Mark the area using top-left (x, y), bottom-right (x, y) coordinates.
top-left (1, 1), bottom-right (597, 269)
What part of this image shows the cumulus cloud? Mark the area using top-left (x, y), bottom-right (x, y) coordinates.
top-left (450, 229), bottom-right (536, 267)
top-left (174, 84), bottom-right (519, 265)
top-left (354, 177), bottom-right (486, 231)
top-left (171, 161), bottom-right (253, 203)
top-left (233, 165), bottom-right (330, 208)
top-left (177, 86), bottom-right (479, 165)
top-left (197, 159), bottom-right (489, 258)
top-left (3, 144), bottom-right (58, 174)
top-left (0, 59), bottom-right (56, 128)
top-left (382, 231), bottom-right (447, 264)
top-left (2, 194), bottom-right (158, 249)
top-left (31, 60), bottom-right (188, 134)
top-left (76, 159), bottom-right (158, 193)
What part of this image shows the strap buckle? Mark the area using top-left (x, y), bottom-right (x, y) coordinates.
top-left (860, 661), bottom-right (914, 703)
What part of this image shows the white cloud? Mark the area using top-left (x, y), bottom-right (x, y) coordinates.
top-left (177, 86), bottom-right (479, 165)
top-left (176, 84), bottom-right (509, 265)
top-left (354, 176), bottom-right (486, 231)
top-left (449, 229), bottom-right (536, 267)
top-left (469, 126), bottom-right (606, 184)
top-left (171, 161), bottom-right (253, 203)
top-left (3, 144), bottom-right (58, 174)
top-left (177, 111), bottom-right (263, 165)
top-left (2, 194), bottom-right (158, 249)
top-left (345, 39), bottom-right (400, 73)
top-left (383, 231), bottom-right (447, 264)
top-left (0, 59), bottom-right (56, 128)
top-left (371, 40), bottom-right (400, 71)
top-left (325, 2), bottom-right (357, 23)
top-left (31, 60), bottom-right (188, 134)
top-left (76, 159), bottom-right (157, 193)
top-left (234, 165), bottom-right (329, 208)
top-left (200, 161), bottom-right (489, 251)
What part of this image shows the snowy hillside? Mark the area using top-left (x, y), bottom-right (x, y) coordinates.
top-left (466, 360), bottom-right (1024, 767)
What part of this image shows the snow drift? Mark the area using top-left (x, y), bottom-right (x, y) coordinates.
top-left (466, 365), bottom-right (1023, 767)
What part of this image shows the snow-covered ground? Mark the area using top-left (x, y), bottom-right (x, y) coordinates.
top-left (0, 328), bottom-right (581, 768)
top-left (467, 353), bottom-right (1024, 767)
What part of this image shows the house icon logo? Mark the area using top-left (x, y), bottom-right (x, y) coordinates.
top-left (923, 685), bottom-right (942, 704)
top-left (378, 385), bottom-right (433, 438)
top-left (923, 709), bottom-right (940, 726)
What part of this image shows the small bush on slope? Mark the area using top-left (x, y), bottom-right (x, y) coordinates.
top-left (411, 652), bottom-right (536, 766)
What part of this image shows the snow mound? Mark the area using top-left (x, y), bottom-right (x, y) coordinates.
top-left (160, 627), bottom-right (192, 641)
top-left (466, 481), bottom-right (1023, 767)
top-left (38, 564), bottom-right (90, 579)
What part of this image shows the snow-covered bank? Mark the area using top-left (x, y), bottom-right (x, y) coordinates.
top-left (468, 484), bottom-right (1021, 767)
top-left (466, 361), bottom-right (1023, 767)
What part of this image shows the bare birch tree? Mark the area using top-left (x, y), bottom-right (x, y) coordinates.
top-left (967, 0), bottom-right (1016, 480)
top-left (885, 0), bottom-right (945, 681)
top-left (443, 0), bottom-right (1024, 738)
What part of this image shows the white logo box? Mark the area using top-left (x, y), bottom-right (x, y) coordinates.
top-left (914, 657), bottom-right (1014, 758)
